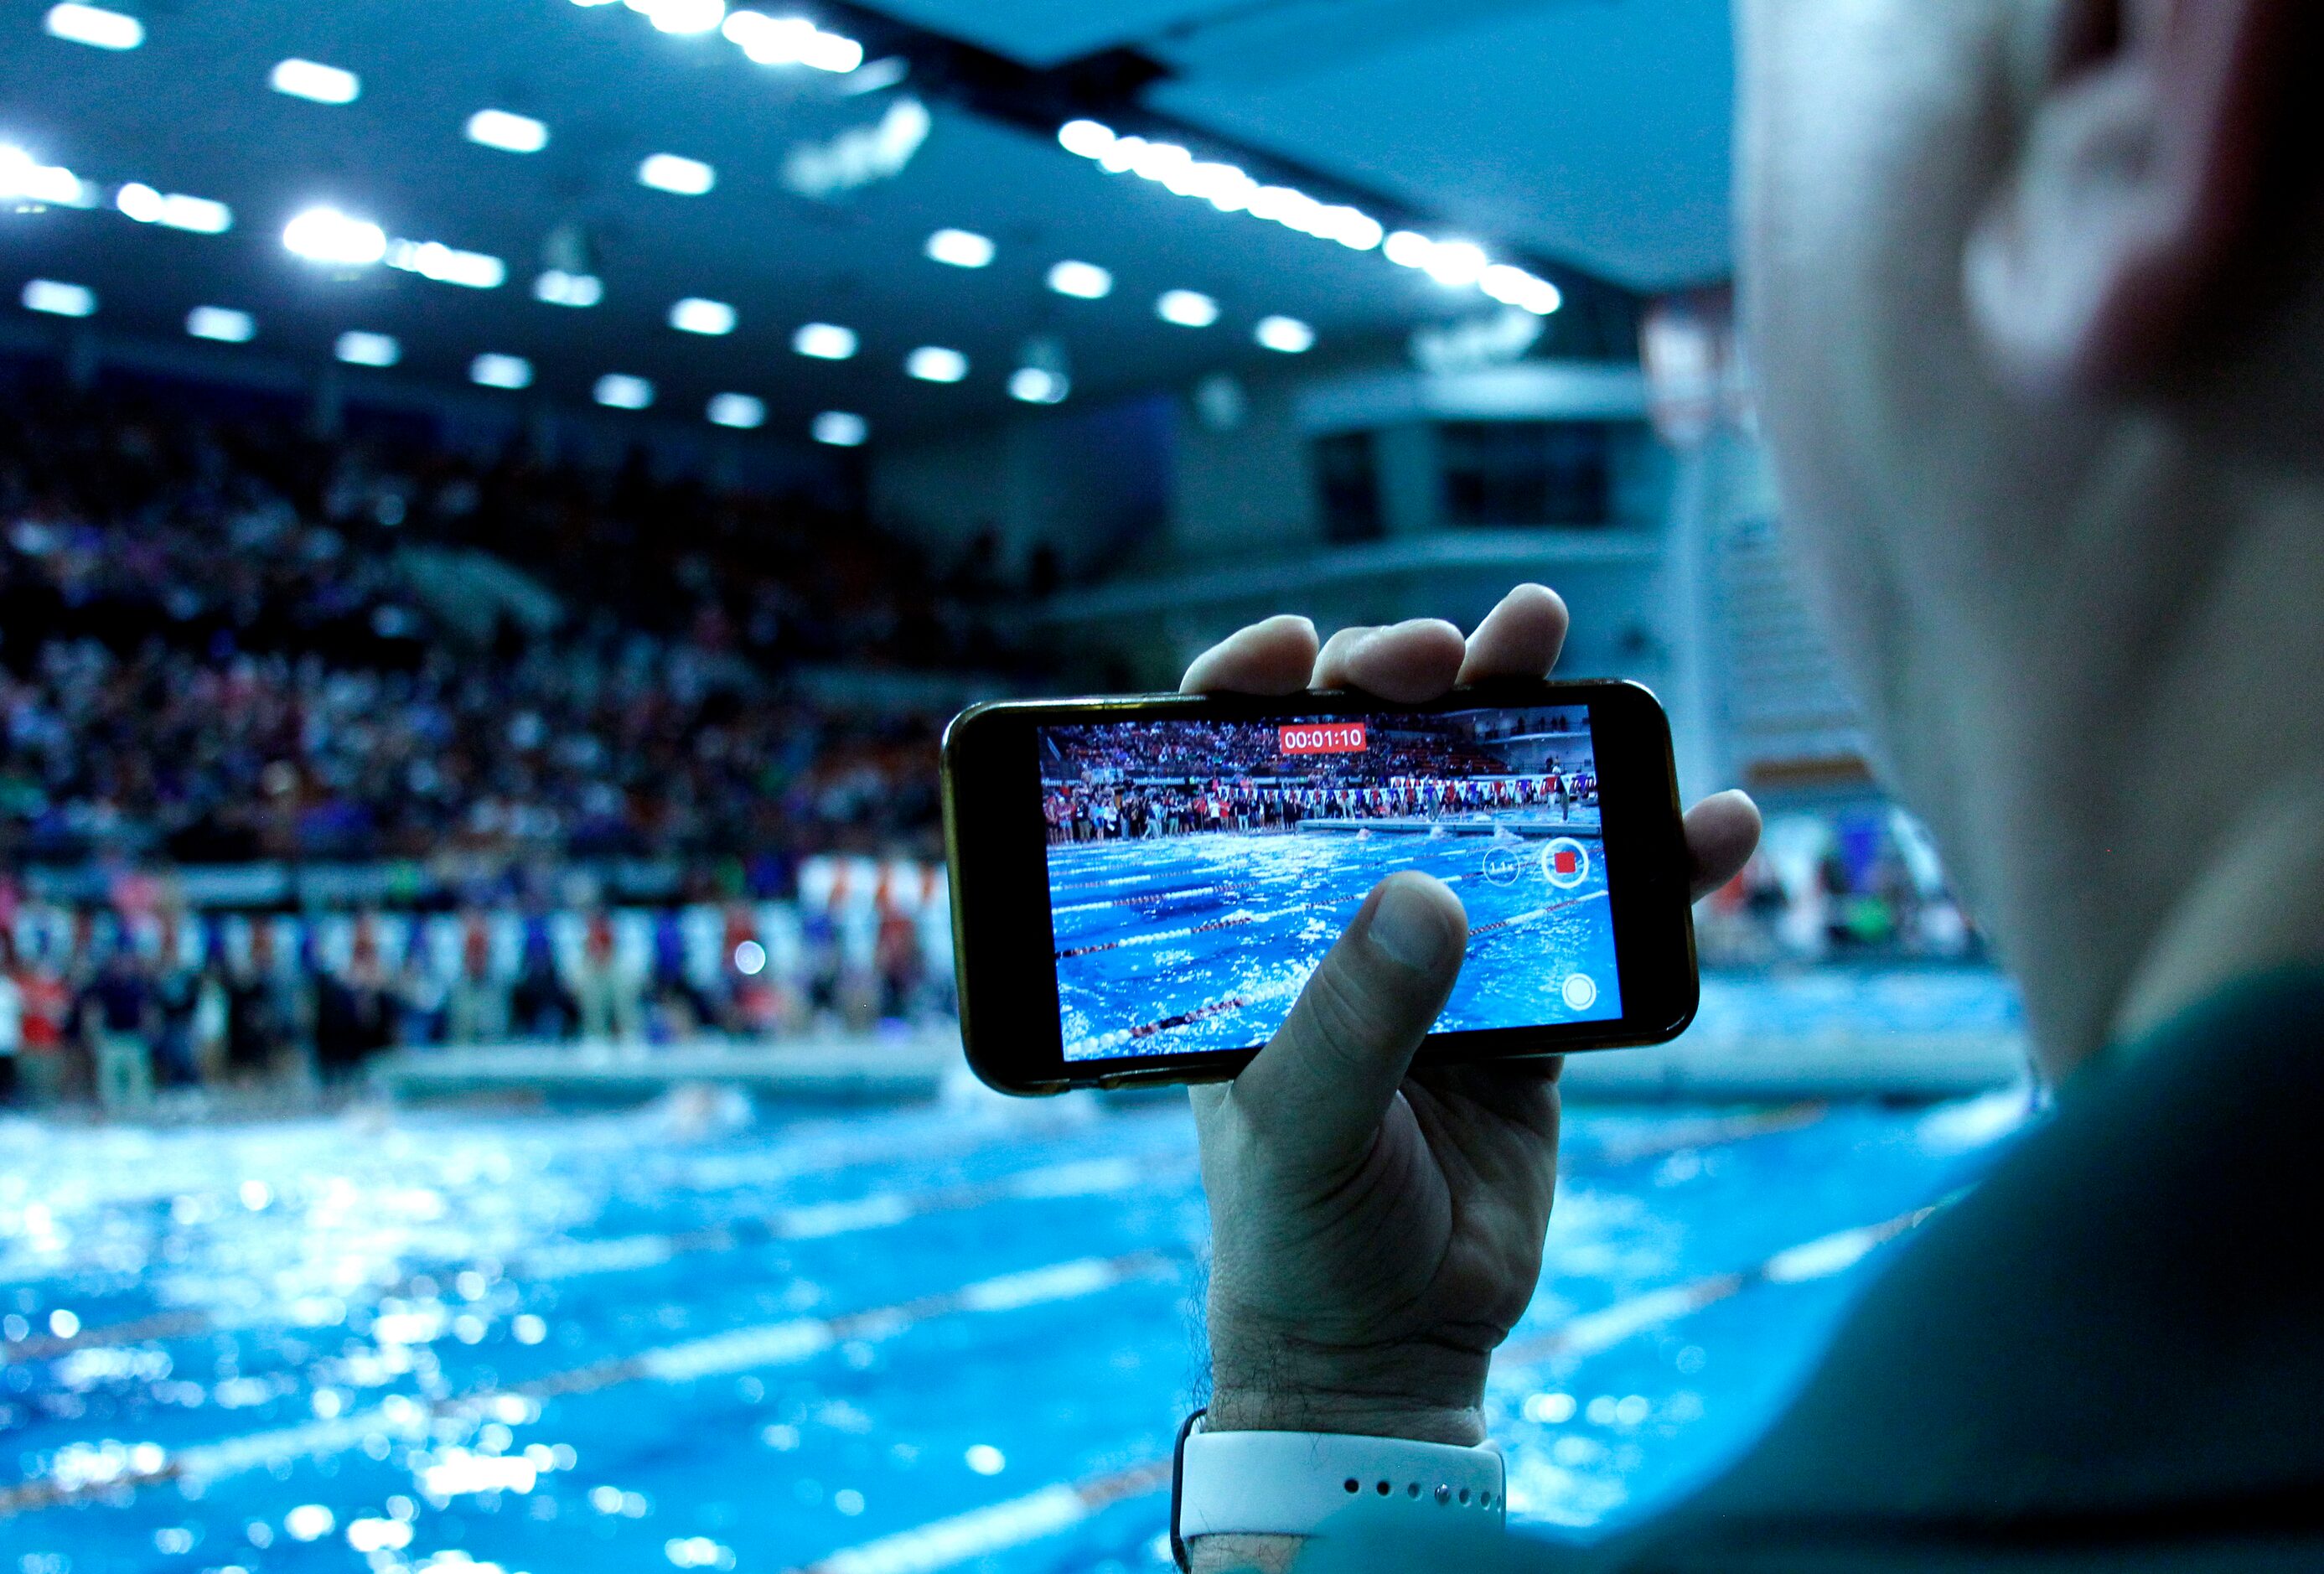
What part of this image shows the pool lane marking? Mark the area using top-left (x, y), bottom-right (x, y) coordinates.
top-left (1063, 890), bottom-right (1608, 1053)
top-left (772, 1203), bottom-right (1942, 1574)
top-left (1055, 913), bottom-right (1257, 960)
top-left (1565, 1103), bottom-right (1828, 1170)
top-left (0, 1250), bottom-right (1185, 1516)
top-left (1051, 883), bottom-right (1247, 915)
top-left (524, 1153), bottom-right (1173, 1274)
top-left (798, 1460), bottom-right (1174, 1574)
top-left (1495, 1201), bottom-right (1941, 1369)
top-left (1463, 889), bottom-right (1607, 940)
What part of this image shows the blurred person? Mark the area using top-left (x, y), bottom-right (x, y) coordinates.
top-left (444, 912), bottom-right (510, 1045)
top-left (1172, 3), bottom-right (2324, 1570)
top-left (11, 932), bottom-right (72, 1106)
top-left (570, 911), bottom-right (644, 1047)
top-left (225, 921), bottom-right (303, 1087)
top-left (391, 941), bottom-right (448, 1047)
top-left (0, 935), bottom-right (19, 1105)
top-left (151, 915), bottom-right (202, 1087)
top-left (79, 946), bottom-right (158, 1114)
top-left (875, 898), bottom-right (924, 1023)
top-left (314, 924), bottom-right (394, 1081)
top-left (509, 914), bottom-right (577, 1040)
top-left (189, 951), bottom-right (230, 1086)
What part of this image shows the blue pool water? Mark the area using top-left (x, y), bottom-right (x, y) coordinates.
top-left (1052, 816), bottom-right (1620, 1061)
top-left (0, 1049), bottom-right (2032, 1574)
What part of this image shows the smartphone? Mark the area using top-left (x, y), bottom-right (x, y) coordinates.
top-left (940, 679), bottom-right (1698, 1095)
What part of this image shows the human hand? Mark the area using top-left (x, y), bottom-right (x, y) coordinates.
top-left (1183, 586), bottom-right (1761, 1446)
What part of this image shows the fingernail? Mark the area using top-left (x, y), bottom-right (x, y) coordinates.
top-left (1369, 879), bottom-right (1452, 973)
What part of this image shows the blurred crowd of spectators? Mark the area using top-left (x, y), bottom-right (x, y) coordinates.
top-left (0, 877), bottom-right (950, 1111)
top-left (0, 365), bottom-right (1033, 879)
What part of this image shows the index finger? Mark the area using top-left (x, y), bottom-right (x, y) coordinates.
top-left (1180, 614), bottom-right (1320, 696)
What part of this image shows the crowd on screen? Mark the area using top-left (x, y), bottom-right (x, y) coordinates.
top-left (1043, 770), bottom-right (1599, 844)
top-left (0, 881), bottom-right (952, 1111)
top-left (1044, 721), bottom-right (1535, 784)
top-left (0, 371), bottom-right (1028, 877)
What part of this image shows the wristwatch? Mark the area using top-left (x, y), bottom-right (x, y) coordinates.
top-left (1169, 1409), bottom-right (1506, 1571)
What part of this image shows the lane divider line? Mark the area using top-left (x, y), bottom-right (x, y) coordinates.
top-left (803, 1460), bottom-right (1172, 1574)
top-left (1496, 1201), bottom-right (1939, 1369)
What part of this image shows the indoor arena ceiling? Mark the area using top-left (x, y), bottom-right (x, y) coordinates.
top-left (0, 0), bottom-right (1732, 444)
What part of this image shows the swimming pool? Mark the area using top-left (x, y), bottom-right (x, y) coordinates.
top-left (0, 1073), bottom-right (2030, 1574)
top-left (1052, 816), bottom-right (1620, 1061)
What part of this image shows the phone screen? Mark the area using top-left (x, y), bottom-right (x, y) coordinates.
top-left (1038, 703), bottom-right (1621, 1062)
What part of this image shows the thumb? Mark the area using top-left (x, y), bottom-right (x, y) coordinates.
top-left (1232, 872), bottom-right (1467, 1175)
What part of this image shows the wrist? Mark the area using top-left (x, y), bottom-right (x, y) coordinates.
top-left (1207, 1321), bottom-right (1493, 1444)
top-left (1205, 1386), bottom-right (1485, 1446)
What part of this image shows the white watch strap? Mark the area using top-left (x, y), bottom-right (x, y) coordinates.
top-left (1177, 1425), bottom-right (1505, 1540)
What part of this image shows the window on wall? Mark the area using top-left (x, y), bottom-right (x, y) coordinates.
top-left (1439, 421), bottom-right (1612, 527)
top-left (1313, 431), bottom-right (1384, 543)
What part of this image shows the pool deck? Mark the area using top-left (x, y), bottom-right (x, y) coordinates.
top-left (370, 1033), bottom-right (955, 1105)
top-left (369, 1015), bottom-right (2026, 1107)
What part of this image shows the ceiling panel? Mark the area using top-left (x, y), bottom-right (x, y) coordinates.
top-left (0, 0), bottom-right (1480, 441)
top-left (1146, 0), bottom-right (1735, 291)
top-left (836, 0), bottom-right (1256, 70)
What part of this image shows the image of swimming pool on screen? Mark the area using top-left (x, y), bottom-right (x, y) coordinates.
top-left (1041, 707), bottom-right (1620, 1061)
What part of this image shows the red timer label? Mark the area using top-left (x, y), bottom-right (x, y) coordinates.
top-left (1279, 722), bottom-right (1369, 755)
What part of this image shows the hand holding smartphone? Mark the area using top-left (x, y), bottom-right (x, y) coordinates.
top-left (945, 677), bottom-right (1700, 1092)
top-left (952, 593), bottom-right (1762, 1482)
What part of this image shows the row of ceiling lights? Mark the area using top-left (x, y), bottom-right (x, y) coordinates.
top-left (27, 1), bottom-right (1322, 417)
top-left (16, 274), bottom-right (872, 447)
top-left (1053, 119), bottom-right (1567, 317)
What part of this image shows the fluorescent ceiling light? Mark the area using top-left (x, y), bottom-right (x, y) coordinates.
top-left (924, 228), bottom-right (994, 269)
top-left (283, 206), bottom-right (387, 266)
top-left (707, 392), bottom-right (763, 429)
top-left (44, 3), bottom-right (142, 49)
top-left (811, 411), bottom-right (867, 447)
top-left (1421, 240), bottom-right (1488, 288)
top-left (471, 354), bottom-right (533, 390)
top-left (271, 59), bottom-right (360, 105)
top-left (638, 153), bottom-right (714, 195)
top-left (1478, 263), bottom-right (1563, 316)
top-left (643, 0), bottom-right (725, 34)
top-left (1254, 315), bottom-right (1315, 354)
top-left (904, 346), bottom-right (967, 384)
top-left (1, 147), bottom-right (91, 207)
top-left (1056, 119), bottom-right (1114, 159)
top-left (1384, 230), bottom-right (1431, 268)
top-left (669, 297), bottom-right (736, 335)
top-left (386, 240), bottom-right (505, 290)
top-left (186, 306), bottom-right (255, 343)
top-left (1046, 260), bottom-right (1110, 300)
top-left (466, 110), bottom-right (549, 154)
top-left (791, 322), bottom-right (856, 360)
top-left (1008, 367), bottom-right (1068, 405)
top-left (1156, 289), bottom-right (1219, 329)
top-left (115, 185), bottom-right (233, 234)
top-left (334, 331), bottom-right (399, 367)
top-left (720, 10), bottom-right (860, 70)
top-left (801, 31), bottom-right (862, 72)
top-left (594, 373), bottom-right (654, 409)
top-left (22, 279), bottom-right (96, 318)
top-left (534, 270), bottom-right (603, 308)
